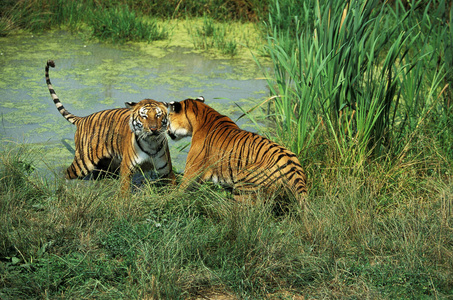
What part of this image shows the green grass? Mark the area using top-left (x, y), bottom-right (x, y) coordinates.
top-left (1, 142), bottom-right (452, 299)
top-left (188, 15), bottom-right (238, 56)
top-left (88, 5), bottom-right (167, 43)
top-left (0, 0), bottom-right (264, 43)
top-left (0, 0), bottom-right (168, 43)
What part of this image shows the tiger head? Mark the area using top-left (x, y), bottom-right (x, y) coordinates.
top-left (165, 96), bottom-right (205, 141)
top-left (126, 99), bottom-right (168, 138)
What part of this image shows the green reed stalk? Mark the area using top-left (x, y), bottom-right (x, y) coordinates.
top-left (262, 0), bottom-right (449, 166)
top-left (390, 0), bottom-right (451, 155)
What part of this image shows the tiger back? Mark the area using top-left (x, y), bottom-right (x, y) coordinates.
top-left (45, 60), bottom-right (175, 193)
top-left (166, 97), bottom-right (308, 205)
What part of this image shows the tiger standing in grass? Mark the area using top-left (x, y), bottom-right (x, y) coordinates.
top-left (45, 60), bottom-right (175, 193)
top-left (165, 97), bottom-right (308, 206)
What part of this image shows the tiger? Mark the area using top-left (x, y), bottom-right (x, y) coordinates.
top-left (165, 96), bottom-right (308, 206)
top-left (45, 60), bottom-right (175, 193)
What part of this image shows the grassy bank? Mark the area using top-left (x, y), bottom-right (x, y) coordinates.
top-left (1, 0), bottom-right (453, 298)
top-left (0, 0), bottom-right (169, 42)
top-left (0, 0), bottom-right (267, 57)
top-left (0, 0), bottom-right (265, 52)
top-left (1, 143), bottom-right (452, 299)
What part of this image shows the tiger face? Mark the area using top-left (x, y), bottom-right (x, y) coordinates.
top-left (166, 96), bottom-right (205, 140)
top-left (126, 99), bottom-right (168, 137)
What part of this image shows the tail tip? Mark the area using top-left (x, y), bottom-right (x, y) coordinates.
top-left (47, 60), bottom-right (55, 68)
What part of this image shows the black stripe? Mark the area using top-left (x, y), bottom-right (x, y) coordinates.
top-left (79, 155), bottom-right (90, 176)
top-left (96, 110), bottom-right (115, 157)
top-left (135, 135), bottom-right (152, 157)
top-left (72, 156), bottom-right (84, 177)
top-left (253, 138), bottom-right (268, 157)
top-left (286, 168), bottom-right (299, 181)
top-left (156, 161), bottom-right (168, 171)
top-left (236, 134), bottom-right (249, 171)
top-left (93, 115), bottom-right (103, 160)
top-left (227, 145), bottom-right (235, 183)
top-left (184, 102), bottom-right (194, 133)
top-left (244, 158), bottom-right (291, 184)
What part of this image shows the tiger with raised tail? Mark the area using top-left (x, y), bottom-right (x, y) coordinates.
top-left (45, 60), bottom-right (175, 193)
top-left (165, 97), bottom-right (308, 205)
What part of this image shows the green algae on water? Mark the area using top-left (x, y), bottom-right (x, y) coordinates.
top-left (0, 26), bottom-right (268, 174)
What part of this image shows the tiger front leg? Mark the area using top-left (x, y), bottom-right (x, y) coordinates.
top-left (178, 169), bottom-right (199, 191)
top-left (161, 169), bottom-right (176, 185)
top-left (65, 161), bottom-right (81, 179)
top-left (179, 161), bottom-right (210, 191)
top-left (118, 162), bottom-right (133, 195)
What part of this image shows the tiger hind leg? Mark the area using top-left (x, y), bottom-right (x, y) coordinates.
top-left (65, 156), bottom-right (95, 180)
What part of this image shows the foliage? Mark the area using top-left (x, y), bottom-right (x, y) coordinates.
top-left (1, 0), bottom-right (167, 43)
top-left (103, 0), bottom-right (269, 21)
top-left (0, 144), bottom-right (452, 298)
top-left (258, 0), bottom-right (451, 168)
top-left (0, 0), bottom-right (268, 36)
top-left (188, 15), bottom-right (238, 56)
top-left (88, 5), bottom-right (167, 43)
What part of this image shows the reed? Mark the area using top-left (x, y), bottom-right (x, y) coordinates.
top-left (259, 0), bottom-right (450, 169)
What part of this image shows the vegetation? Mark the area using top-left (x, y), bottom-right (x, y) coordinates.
top-left (88, 5), bottom-right (168, 43)
top-left (260, 0), bottom-right (452, 164)
top-left (188, 15), bottom-right (238, 56)
top-left (0, 0), bottom-right (168, 42)
top-left (1, 142), bottom-right (452, 299)
top-left (1, 0), bottom-right (452, 298)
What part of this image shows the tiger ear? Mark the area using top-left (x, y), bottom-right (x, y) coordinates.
top-left (125, 102), bottom-right (137, 109)
top-left (168, 101), bottom-right (182, 113)
top-left (195, 96), bottom-right (205, 103)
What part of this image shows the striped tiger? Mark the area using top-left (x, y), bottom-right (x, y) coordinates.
top-left (45, 60), bottom-right (175, 193)
top-left (165, 97), bottom-right (308, 205)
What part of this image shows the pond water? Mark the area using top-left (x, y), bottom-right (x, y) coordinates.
top-left (0, 31), bottom-right (268, 174)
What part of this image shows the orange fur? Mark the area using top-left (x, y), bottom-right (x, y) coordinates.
top-left (166, 97), bottom-right (307, 205)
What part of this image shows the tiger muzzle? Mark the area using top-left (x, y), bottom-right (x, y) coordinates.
top-left (146, 126), bottom-right (161, 135)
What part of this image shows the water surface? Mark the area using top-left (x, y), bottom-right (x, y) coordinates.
top-left (0, 31), bottom-right (268, 174)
